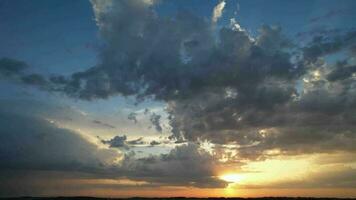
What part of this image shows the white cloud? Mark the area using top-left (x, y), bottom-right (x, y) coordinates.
top-left (212, 0), bottom-right (226, 23)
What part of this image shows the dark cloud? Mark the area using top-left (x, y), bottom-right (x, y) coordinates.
top-left (21, 73), bottom-right (48, 86)
top-left (0, 57), bottom-right (28, 77)
top-left (51, 0), bottom-right (304, 107)
top-left (302, 36), bottom-right (344, 63)
top-left (149, 113), bottom-right (162, 132)
top-left (150, 140), bottom-right (161, 146)
top-left (350, 44), bottom-right (356, 56)
top-left (327, 62), bottom-right (356, 82)
top-left (2, 0), bottom-right (356, 193)
top-left (0, 99), bottom-right (227, 189)
top-left (2, 0), bottom-right (356, 163)
top-left (303, 30), bottom-right (356, 62)
top-left (0, 110), bottom-right (120, 172)
top-left (101, 135), bottom-right (128, 149)
top-left (120, 143), bottom-right (226, 188)
top-left (92, 120), bottom-right (116, 129)
top-left (0, 57), bottom-right (49, 90)
top-left (101, 135), bottom-right (146, 149)
top-left (0, 143), bottom-right (227, 196)
top-left (144, 108), bottom-right (150, 115)
top-left (127, 112), bottom-right (138, 123)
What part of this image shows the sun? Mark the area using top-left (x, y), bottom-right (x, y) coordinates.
top-left (219, 173), bottom-right (245, 183)
top-left (219, 173), bottom-right (245, 196)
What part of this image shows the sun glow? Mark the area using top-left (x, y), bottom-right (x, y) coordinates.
top-left (220, 173), bottom-right (245, 183)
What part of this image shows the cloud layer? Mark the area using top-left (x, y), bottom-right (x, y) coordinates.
top-left (1, 0), bottom-right (356, 193)
top-left (2, 0), bottom-right (356, 162)
top-left (0, 109), bottom-right (120, 173)
top-left (0, 100), bottom-right (225, 189)
top-left (81, 0), bottom-right (356, 162)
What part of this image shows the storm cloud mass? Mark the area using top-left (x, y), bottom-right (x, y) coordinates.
top-left (1, 0), bottom-right (356, 197)
top-left (0, 101), bottom-right (225, 193)
top-left (43, 0), bottom-right (356, 160)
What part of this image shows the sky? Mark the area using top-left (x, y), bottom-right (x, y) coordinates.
top-left (0, 0), bottom-right (356, 197)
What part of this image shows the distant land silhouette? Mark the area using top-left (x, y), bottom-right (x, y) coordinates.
top-left (2, 197), bottom-right (356, 200)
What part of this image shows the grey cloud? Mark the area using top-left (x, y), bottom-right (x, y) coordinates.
top-left (4, 0), bottom-right (356, 162)
top-left (0, 143), bottom-right (228, 196)
top-left (127, 112), bottom-right (138, 123)
top-left (4, 2), bottom-right (303, 104)
top-left (101, 135), bottom-right (146, 149)
top-left (0, 58), bottom-right (50, 88)
top-left (150, 140), bottom-right (161, 146)
top-left (0, 110), bottom-right (120, 172)
top-left (21, 73), bottom-right (48, 86)
top-left (48, 0), bottom-right (216, 100)
top-left (302, 36), bottom-right (344, 63)
top-left (120, 143), bottom-right (227, 188)
top-left (256, 25), bottom-right (293, 51)
top-left (0, 98), bottom-right (228, 189)
top-left (0, 57), bottom-right (28, 77)
top-left (350, 44), bottom-right (356, 56)
top-left (327, 63), bottom-right (356, 82)
top-left (165, 61), bottom-right (356, 159)
top-left (303, 31), bottom-right (356, 63)
top-left (92, 119), bottom-right (116, 129)
top-left (2, 0), bottom-right (356, 194)
top-left (101, 135), bottom-right (128, 149)
top-left (149, 113), bottom-right (162, 132)
top-left (144, 108), bottom-right (150, 115)
top-left (0, 169), bottom-right (164, 197)
top-left (49, 74), bottom-right (68, 85)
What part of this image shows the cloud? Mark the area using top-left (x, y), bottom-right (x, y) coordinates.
top-left (2, 0), bottom-right (356, 194)
top-left (0, 57), bottom-right (28, 77)
top-left (149, 113), bottom-right (162, 132)
top-left (327, 63), bottom-right (356, 82)
top-left (0, 109), bottom-right (121, 172)
top-left (21, 73), bottom-right (48, 86)
top-left (96, 136), bottom-right (227, 187)
top-left (101, 135), bottom-right (146, 149)
top-left (303, 31), bottom-right (356, 62)
top-left (0, 144), bottom-right (227, 197)
top-left (0, 57), bottom-right (49, 90)
top-left (150, 140), bottom-right (161, 146)
top-left (0, 99), bottom-right (227, 191)
top-left (212, 0), bottom-right (226, 24)
top-left (3, 0), bottom-right (356, 163)
top-left (127, 112), bottom-right (138, 123)
top-left (120, 143), bottom-right (227, 188)
top-left (44, 0), bottom-right (353, 161)
top-left (101, 135), bottom-right (128, 149)
top-left (92, 119), bottom-right (116, 129)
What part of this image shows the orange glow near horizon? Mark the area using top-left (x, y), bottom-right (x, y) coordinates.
top-left (54, 186), bottom-right (356, 198)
